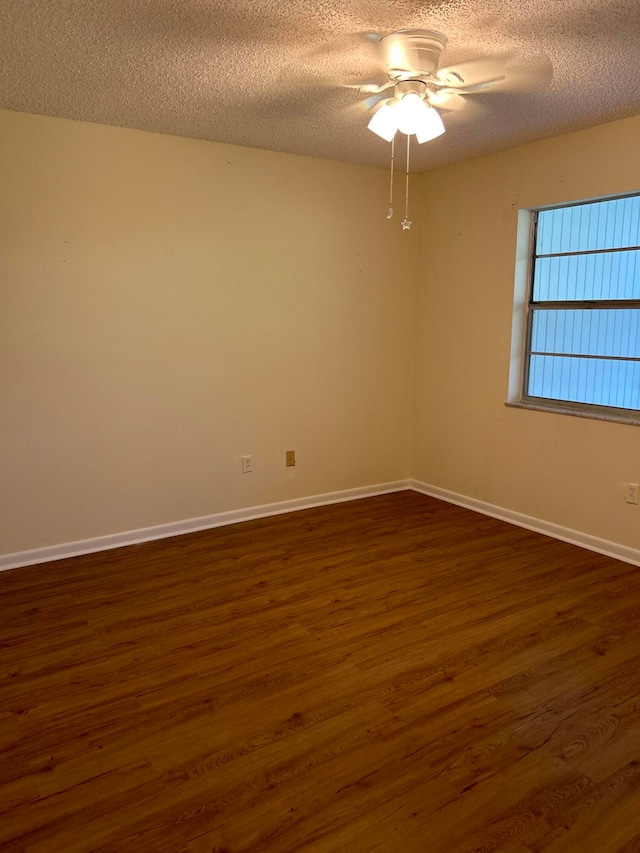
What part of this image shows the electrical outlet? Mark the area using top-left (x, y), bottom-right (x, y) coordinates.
top-left (626, 483), bottom-right (639, 505)
top-left (286, 450), bottom-right (296, 467)
top-left (241, 455), bottom-right (253, 474)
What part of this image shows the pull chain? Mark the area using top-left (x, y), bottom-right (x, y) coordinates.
top-left (386, 136), bottom-right (395, 219)
top-left (401, 134), bottom-right (411, 230)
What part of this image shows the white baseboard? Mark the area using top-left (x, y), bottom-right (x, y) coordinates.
top-left (0, 480), bottom-right (412, 572)
top-left (4, 479), bottom-right (639, 573)
top-left (410, 479), bottom-right (640, 568)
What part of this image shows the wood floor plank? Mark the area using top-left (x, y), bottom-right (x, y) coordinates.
top-left (531, 759), bottom-right (640, 852)
top-left (616, 832), bottom-right (640, 852)
top-left (1, 491), bottom-right (640, 851)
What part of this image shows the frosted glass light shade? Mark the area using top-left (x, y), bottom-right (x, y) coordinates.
top-left (367, 95), bottom-right (445, 144)
top-left (396, 93), bottom-right (425, 134)
top-left (367, 102), bottom-right (399, 141)
top-left (415, 105), bottom-right (445, 143)
top-left (396, 93), bottom-right (445, 142)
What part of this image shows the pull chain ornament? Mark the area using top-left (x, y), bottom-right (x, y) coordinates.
top-left (401, 134), bottom-right (411, 230)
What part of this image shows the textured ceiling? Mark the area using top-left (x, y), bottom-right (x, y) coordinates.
top-left (1, 0), bottom-right (639, 171)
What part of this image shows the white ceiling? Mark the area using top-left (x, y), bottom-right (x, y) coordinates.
top-left (1, 0), bottom-right (639, 171)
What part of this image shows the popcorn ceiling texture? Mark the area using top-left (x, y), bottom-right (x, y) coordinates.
top-left (0, 0), bottom-right (638, 170)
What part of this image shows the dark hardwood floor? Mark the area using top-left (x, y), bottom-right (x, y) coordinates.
top-left (2, 491), bottom-right (640, 852)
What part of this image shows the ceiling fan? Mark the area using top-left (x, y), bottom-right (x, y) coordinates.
top-left (359, 29), bottom-right (510, 143)
top-left (340, 28), bottom-right (544, 228)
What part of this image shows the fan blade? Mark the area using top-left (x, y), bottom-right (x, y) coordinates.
top-left (283, 31), bottom-right (387, 101)
top-left (437, 54), bottom-right (510, 89)
top-left (437, 52), bottom-right (553, 96)
top-left (363, 92), bottom-right (389, 110)
top-left (438, 80), bottom-right (505, 95)
top-left (357, 31), bottom-right (384, 46)
top-left (495, 54), bottom-right (554, 93)
top-left (341, 93), bottom-right (389, 117)
top-left (341, 93), bottom-right (392, 119)
top-left (303, 31), bottom-right (383, 61)
top-left (428, 92), bottom-right (467, 112)
top-left (341, 78), bottom-right (395, 95)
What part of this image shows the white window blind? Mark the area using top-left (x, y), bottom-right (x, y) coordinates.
top-left (524, 194), bottom-right (640, 417)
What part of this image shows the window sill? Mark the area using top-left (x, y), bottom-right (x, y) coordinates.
top-left (505, 399), bottom-right (640, 426)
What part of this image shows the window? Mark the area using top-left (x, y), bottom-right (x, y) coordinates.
top-left (519, 193), bottom-right (640, 422)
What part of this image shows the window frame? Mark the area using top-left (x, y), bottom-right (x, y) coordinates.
top-left (514, 193), bottom-right (640, 426)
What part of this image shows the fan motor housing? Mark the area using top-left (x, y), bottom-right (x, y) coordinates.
top-left (378, 29), bottom-right (448, 80)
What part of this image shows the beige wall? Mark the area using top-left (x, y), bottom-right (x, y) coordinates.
top-left (4, 108), bottom-right (640, 559)
top-left (414, 115), bottom-right (640, 550)
top-left (0, 110), bottom-right (418, 554)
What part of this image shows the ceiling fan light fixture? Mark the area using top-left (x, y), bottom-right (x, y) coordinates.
top-left (414, 105), bottom-right (445, 143)
top-left (396, 92), bottom-right (428, 135)
top-left (367, 100), bottom-right (399, 141)
top-left (390, 92), bottom-right (445, 143)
